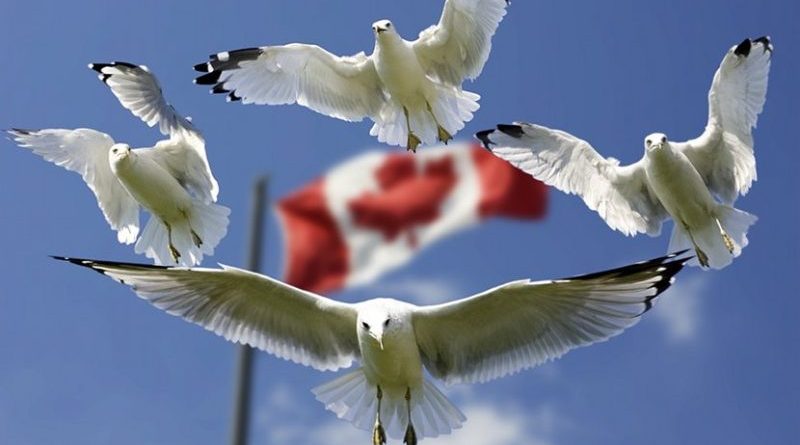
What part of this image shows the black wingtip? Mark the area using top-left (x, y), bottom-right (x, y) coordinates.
top-left (474, 129), bottom-right (495, 150)
top-left (734, 38), bottom-right (752, 57)
top-left (753, 36), bottom-right (773, 53)
top-left (194, 62), bottom-right (211, 73)
top-left (212, 84), bottom-right (230, 94)
top-left (560, 250), bottom-right (691, 315)
top-left (52, 255), bottom-right (171, 271)
top-left (195, 70), bottom-right (222, 86)
top-left (89, 61), bottom-right (138, 72)
top-left (51, 255), bottom-right (109, 277)
top-left (8, 127), bottom-right (35, 135)
top-left (496, 123), bottom-right (525, 139)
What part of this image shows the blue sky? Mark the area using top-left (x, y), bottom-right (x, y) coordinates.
top-left (1, 1), bottom-right (798, 444)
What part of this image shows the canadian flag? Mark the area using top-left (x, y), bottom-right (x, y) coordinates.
top-left (276, 143), bottom-right (547, 293)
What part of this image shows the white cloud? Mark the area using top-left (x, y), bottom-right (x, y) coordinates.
top-left (365, 276), bottom-right (462, 305)
top-left (652, 273), bottom-right (708, 343)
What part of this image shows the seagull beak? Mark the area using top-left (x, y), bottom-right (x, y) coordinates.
top-left (369, 331), bottom-right (384, 350)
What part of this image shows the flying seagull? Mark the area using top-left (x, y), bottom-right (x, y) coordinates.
top-left (9, 62), bottom-right (229, 266)
top-left (477, 36), bottom-right (772, 269)
top-left (56, 251), bottom-right (688, 445)
top-left (194, 0), bottom-right (509, 152)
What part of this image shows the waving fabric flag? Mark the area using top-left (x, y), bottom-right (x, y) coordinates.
top-left (276, 143), bottom-right (548, 293)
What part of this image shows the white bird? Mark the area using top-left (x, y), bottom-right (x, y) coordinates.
top-left (194, 0), bottom-right (509, 152)
top-left (477, 37), bottom-right (772, 269)
top-left (56, 251), bottom-right (688, 445)
top-left (9, 62), bottom-right (230, 266)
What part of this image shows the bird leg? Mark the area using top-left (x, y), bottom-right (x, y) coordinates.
top-left (714, 218), bottom-right (735, 254)
top-left (403, 106), bottom-right (422, 153)
top-left (191, 230), bottom-right (203, 248)
top-left (165, 222), bottom-right (181, 263)
top-left (684, 225), bottom-right (709, 268)
top-left (180, 209), bottom-right (203, 248)
top-left (403, 387), bottom-right (417, 445)
top-left (372, 386), bottom-right (387, 445)
top-left (425, 101), bottom-right (452, 144)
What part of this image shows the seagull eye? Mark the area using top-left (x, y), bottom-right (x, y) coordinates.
top-left (362, 322), bottom-right (370, 330)
top-left (645, 139), bottom-right (651, 146)
top-left (112, 148), bottom-right (118, 154)
top-left (386, 23), bottom-right (391, 28)
top-left (383, 319), bottom-right (390, 327)
top-left (661, 136), bottom-right (667, 143)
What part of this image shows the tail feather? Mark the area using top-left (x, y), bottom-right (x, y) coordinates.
top-left (312, 368), bottom-right (465, 440)
top-left (134, 200), bottom-right (230, 266)
top-left (669, 205), bottom-right (757, 269)
top-left (369, 87), bottom-right (480, 148)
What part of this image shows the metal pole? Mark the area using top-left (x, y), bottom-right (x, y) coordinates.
top-left (229, 176), bottom-right (268, 445)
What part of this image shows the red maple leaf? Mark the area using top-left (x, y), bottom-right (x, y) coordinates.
top-left (348, 154), bottom-right (457, 248)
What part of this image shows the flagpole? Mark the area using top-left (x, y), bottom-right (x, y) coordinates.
top-left (229, 175), bottom-right (268, 445)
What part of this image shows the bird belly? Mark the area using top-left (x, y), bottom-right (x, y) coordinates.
top-left (361, 335), bottom-right (423, 392)
top-left (113, 157), bottom-right (193, 222)
top-left (375, 43), bottom-right (431, 104)
top-left (646, 149), bottom-right (716, 228)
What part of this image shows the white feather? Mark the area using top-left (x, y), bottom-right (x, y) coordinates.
top-left (8, 128), bottom-right (140, 243)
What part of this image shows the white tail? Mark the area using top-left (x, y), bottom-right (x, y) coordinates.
top-left (312, 368), bottom-right (466, 440)
top-left (135, 200), bottom-right (230, 266)
top-left (370, 86), bottom-right (480, 148)
top-left (668, 204), bottom-right (757, 269)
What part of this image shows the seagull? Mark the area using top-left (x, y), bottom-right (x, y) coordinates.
top-left (8, 62), bottom-right (230, 266)
top-left (477, 37), bottom-right (772, 270)
top-left (56, 251), bottom-right (688, 445)
top-left (194, 0), bottom-right (509, 152)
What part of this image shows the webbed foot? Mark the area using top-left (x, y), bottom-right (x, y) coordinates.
top-left (437, 125), bottom-right (453, 144)
top-left (407, 132), bottom-right (421, 153)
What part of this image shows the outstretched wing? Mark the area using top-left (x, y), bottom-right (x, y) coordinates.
top-left (413, 0), bottom-right (509, 86)
top-left (8, 128), bottom-right (140, 243)
top-left (194, 45), bottom-right (384, 122)
top-left (91, 61), bottom-right (219, 203)
top-left (56, 257), bottom-right (360, 372)
top-left (679, 37), bottom-right (772, 204)
top-left (478, 123), bottom-right (668, 236)
top-left (413, 252), bottom-right (689, 385)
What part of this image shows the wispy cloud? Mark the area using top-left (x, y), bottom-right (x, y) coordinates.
top-left (652, 273), bottom-right (708, 343)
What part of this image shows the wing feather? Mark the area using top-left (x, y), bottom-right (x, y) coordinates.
top-left (56, 257), bottom-right (360, 371)
top-left (480, 123), bottom-right (668, 236)
top-left (194, 44), bottom-right (384, 122)
top-left (8, 128), bottom-right (140, 243)
top-left (412, 252), bottom-right (689, 384)
top-left (413, 0), bottom-right (509, 85)
top-left (680, 37), bottom-right (772, 204)
top-left (91, 61), bottom-right (219, 203)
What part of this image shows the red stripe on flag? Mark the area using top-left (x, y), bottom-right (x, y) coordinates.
top-left (471, 145), bottom-right (548, 219)
top-left (277, 178), bottom-right (348, 293)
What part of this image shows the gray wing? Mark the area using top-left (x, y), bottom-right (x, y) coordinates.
top-left (413, 0), bottom-right (509, 85)
top-left (91, 61), bottom-right (219, 203)
top-left (412, 252), bottom-right (689, 385)
top-left (57, 257), bottom-right (360, 371)
top-left (8, 128), bottom-right (140, 243)
top-left (680, 37), bottom-right (772, 204)
top-left (194, 44), bottom-right (384, 122)
top-left (479, 123), bottom-right (668, 236)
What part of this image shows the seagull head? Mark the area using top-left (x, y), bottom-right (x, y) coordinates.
top-left (358, 306), bottom-right (398, 350)
top-left (109, 143), bottom-right (133, 163)
top-left (372, 20), bottom-right (395, 37)
top-left (644, 133), bottom-right (669, 153)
